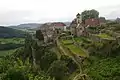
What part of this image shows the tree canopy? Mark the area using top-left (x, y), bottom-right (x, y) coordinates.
top-left (81, 9), bottom-right (99, 22)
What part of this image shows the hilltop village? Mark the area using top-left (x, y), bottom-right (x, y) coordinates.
top-left (0, 9), bottom-right (120, 80)
top-left (34, 10), bottom-right (120, 79)
top-left (39, 12), bottom-right (107, 43)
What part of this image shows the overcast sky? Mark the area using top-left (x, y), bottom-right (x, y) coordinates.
top-left (0, 0), bottom-right (120, 26)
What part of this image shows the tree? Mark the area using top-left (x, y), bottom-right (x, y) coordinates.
top-left (36, 30), bottom-right (44, 41)
top-left (47, 60), bottom-right (68, 80)
top-left (60, 55), bottom-right (78, 73)
top-left (81, 9), bottom-right (99, 22)
top-left (40, 52), bottom-right (57, 71)
top-left (99, 17), bottom-right (106, 23)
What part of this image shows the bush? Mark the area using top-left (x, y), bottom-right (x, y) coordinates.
top-left (40, 52), bottom-right (57, 71)
top-left (60, 55), bottom-right (78, 73)
top-left (48, 60), bottom-right (68, 80)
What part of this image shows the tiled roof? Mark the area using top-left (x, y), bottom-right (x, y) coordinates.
top-left (85, 18), bottom-right (100, 26)
top-left (51, 22), bottom-right (66, 27)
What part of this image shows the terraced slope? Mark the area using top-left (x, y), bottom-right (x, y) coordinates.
top-left (61, 39), bottom-right (88, 57)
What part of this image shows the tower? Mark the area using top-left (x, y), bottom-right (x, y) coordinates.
top-left (76, 13), bottom-right (82, 24)
top-left (70, 13), bottom-right (86, 37)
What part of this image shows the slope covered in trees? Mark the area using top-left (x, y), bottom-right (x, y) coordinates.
top-left (0, 26), bottom-right (25, 38)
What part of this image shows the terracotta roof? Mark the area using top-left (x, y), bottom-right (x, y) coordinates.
top-left (51, 22), bottom-right (66, 27)
top-left (85, 18), bottom-right (100, 26)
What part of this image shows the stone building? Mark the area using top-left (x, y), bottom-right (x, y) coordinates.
top-left (51, 22), bottom-right (67, 31)
top-left (39, 22), bottom-right (66, 42)
top-left (70, 13), bottom-right (87, 37)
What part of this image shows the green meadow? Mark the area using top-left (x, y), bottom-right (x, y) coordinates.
top-left (0, 38), bottom-right (24, 57)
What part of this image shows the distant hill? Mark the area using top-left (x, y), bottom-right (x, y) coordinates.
top-left (0, 26), bottom-right (25, 38)
top-left (9, 22), bottom-right (70, 30)
top-left (9, 23), bottom-right (42, 29)
top-left (64, 22), bottom-right (71, 26)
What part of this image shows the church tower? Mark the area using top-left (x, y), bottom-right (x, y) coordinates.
top-left (70, 13), bottom-right (86, 37)
top-left (76, 13), bottom-right (82, 24)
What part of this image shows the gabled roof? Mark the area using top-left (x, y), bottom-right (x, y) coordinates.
top-left (51, 22), bottom-right (66, 27)
top-left (85, 18), bottom-right (100, 26)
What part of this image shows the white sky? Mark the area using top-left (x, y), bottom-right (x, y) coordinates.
top-left (0, 0), bottom-right (120, 26)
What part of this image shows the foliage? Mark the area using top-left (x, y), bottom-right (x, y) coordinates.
top-left (81, 9), bottom-right (99, 22)
top-left (99, 17), bottom-right (106, 20)
top-left (36, 30), bottom-right (44, 41)
top-left (0, 26), bottom-right (25, 38)
top-left (40, 51), bottom-right (57, 71)
top-left (106, 21), bottom-right (118, 25)
top-left (99, 17), bottom-right (106, 23)
top-left (0, 57), bottom-right (53, 80)
top-left (60, 55), bottom-right (78, 73)
top-left (1, 19), bottom-right (120, 80)
top-left (61, 40), bottom-right (73, 45)
top-left (48, 60), bottom-right (68, 80)
top-left (87, 38), bottom-right (120, 57)
top-left (112, 24), bottom-right (120, 31)
top-left (0, 38), bottom-right (24, 44)
top-left (65, 44), bottom-right (87, 57)
top-left (96, 33), bottom-right (114, 39)
top-left (0, 43), bottom-right (23, 50)
top-left (87, 26), bottom-right (99, 34)
top-left (0, 38), bottom-right (24, 56)
top-left (86, 56), bottom-right (120, 80)
top-left (0, 49), bottom-right (15, 57)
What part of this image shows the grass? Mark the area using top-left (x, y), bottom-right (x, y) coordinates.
top-left (62, 40), bottom-right (73, 44)
top-left (65, 44), bottom-right (87, 57)
top-left (97, 33), bottom-right (114, 40)
top-left (61, 38), bottom-right (89, 57)
top-left (0, 38), bottom-right (25, 57)
top-left (0, 49), bottom-right (16, 57)
top-left (74, 37), bottom-right (82, 43)
top-left (74, 37), bottom-right (91, 43)
top-left (0, 38), bottom-right (24, 44)
top-left (50, 47), bottom-right (61, 59)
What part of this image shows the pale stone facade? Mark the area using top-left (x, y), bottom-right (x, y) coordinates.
top-left (70, 13), bottom-right (86, 37)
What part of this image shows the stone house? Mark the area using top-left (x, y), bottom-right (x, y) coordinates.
top-left (39, 22), bottom-right (66, 42)
top-left (50, 22), bottom-right (67, 31)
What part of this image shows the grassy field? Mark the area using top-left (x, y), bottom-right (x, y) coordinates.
top-left (65, 44), bottom-right (87, 57)
top-left (0, 49), bottom-right (16, 57)
top-left (62, 39), bottom-right (73, 44)
top-left (74, 37), bottom-right (91, 43)
top-left (61, 39), bottom-right (88, 57)
top-left (74, 37), bottom-right (82, 43)
top-left (97, 33), bottom-right (114, 40)
top-left (0, 38), bottom-right (25, 57)
top-left (0, 38), bottom-right (24, 44)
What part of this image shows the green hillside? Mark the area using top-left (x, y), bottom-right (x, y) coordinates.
top-left (0, 26), bottom-right (25, 38)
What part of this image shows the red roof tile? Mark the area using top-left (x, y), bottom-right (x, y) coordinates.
top-left (85, 18), bottom-right (100, 26)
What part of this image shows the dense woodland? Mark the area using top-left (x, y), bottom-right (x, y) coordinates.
top-left (0, 26), bottom-right (25, 38)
